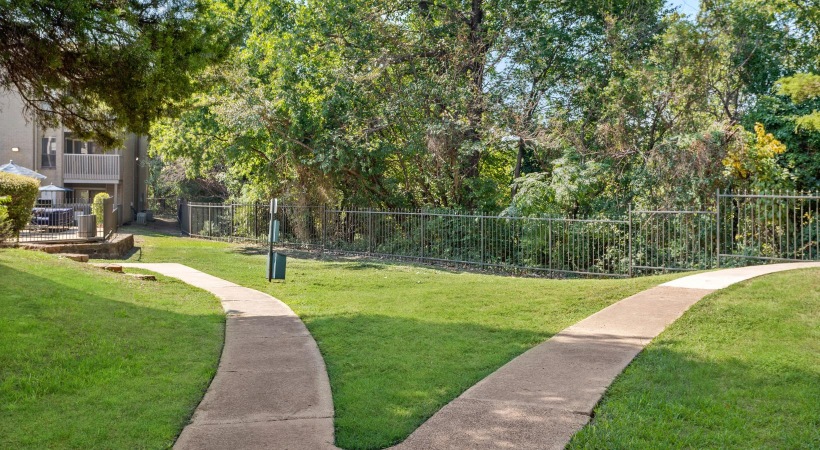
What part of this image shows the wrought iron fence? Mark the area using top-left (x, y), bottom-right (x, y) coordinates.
top-left (717, 192), bottom-right (819, 266)
top-left (180, 191), bottom-right (820, 277)
top-left (317, 208), bottom-right (629, 276)
top-left (19, 202), bottom-right (99, 243)
top-left (145, 197), bottom-right (179, 219)
top-left (630, 209), bottom-right (717, 274)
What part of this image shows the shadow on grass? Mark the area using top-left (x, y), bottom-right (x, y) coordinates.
top-left (120, 225), bottom-right (181, 238)
top-left (330, 262), bottom-right (388, 271)
top-left (306, 308), bottom-right (820, 450)
top-left (232, 245), bottom-right (267, 256)
top-left (0, 262), bottom-right (223, 449)
top-left (570, 343), bottom-right (820, 449)
top-left (301, 313), bottom-right (550, 449)
top-left (116, 245), bottom-right (143, 260)
top-left (121, 225), bottom-right (570, 279)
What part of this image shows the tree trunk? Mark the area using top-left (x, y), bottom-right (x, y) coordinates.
top-left (511, 136), bottom-right (525, 197)
top-left (458, 0), bottom-right (489, 207)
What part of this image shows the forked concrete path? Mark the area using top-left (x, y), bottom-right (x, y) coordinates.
top-left (395, 262), bottom-right (820, 450)
top-left (118, 263), bottom-right (335, 450)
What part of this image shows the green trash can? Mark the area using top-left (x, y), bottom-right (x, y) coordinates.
top-left (269, 252), bottom-right (287, 280)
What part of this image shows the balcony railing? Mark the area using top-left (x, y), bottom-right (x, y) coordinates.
top-left (63, 154), bottom-right (120, 182)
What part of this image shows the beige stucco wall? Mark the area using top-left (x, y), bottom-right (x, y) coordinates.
top-left (0, 90), bottom-right (37, 171)
top-left (1, 89), bottom-right (149, 224)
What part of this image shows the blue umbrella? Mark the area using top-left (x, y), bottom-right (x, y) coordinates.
top-left (0, 160), bottom-right (47, 180)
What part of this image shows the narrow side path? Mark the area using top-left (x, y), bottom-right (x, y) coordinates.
top-left (396, 262), bottom-right (820, 450)
top-left (118, 263), bottom-right (335, 450)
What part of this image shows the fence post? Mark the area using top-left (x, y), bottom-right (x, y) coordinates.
top-left (230, 204), bottom-right (235, 241)
top-left (368, 208), bottom-right (373, 254)
top-left (322, 204), bottom-right (327, 255)
top-left (716, 190), bottom-right (721, 268)
top-left (188, 202), bottom-right (192, 236)
top-left (421, 211), bottom-right (425, 259)
top-left (628, 204), bottom-right (633, 278)
top-left (480, 215), bottom-right (485, 267)
top-left (548, 218), bottom-right (553, 272)
top-left (254, 202), bottom-right (258, 241)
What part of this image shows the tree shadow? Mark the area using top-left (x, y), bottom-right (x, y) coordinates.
top-left (301, 313), bottom-right (551, 449)
top-left (120, 225), bottom-right (556, 279)
top-left (120, 225), bottom-right (179, 238)
top-left (0, 262), bottom-right (224, 449)
top-left (571, 343), bottom-right (820, 448)
top-left (304, 310), bottom-right (820, 450)
top-left (231, 245), bottom-right (267, 256)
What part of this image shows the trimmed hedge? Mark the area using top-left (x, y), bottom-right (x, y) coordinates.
top-left (92, 192), bottom-right (111, 224)
top-left (0, 172), bottom-right (40, 236)
top-left (0, 195), bottom-right (12, 242)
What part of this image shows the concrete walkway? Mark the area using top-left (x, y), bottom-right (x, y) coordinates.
top-left (396, 262), bottom-right (820, 450)
top-left (118, 263), bottom-right (335, 450)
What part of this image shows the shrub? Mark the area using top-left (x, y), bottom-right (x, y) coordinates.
top-left (0, 195), bottom-right (13, 242)
top-left (92, 192), bottom-right (111, 224)
top-left (0, 172), bottom-right (39, 237)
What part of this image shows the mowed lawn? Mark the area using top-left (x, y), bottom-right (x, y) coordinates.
top-left (122, 229), bottom-right (685, 449)
top-left (0, 249), bottom-right (224, 449)
top-left (569, 268), bottom-right (820, 449)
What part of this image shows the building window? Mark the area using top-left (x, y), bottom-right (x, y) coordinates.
top-left (64, 133), bottom-right (98, 155)
top-left (41, 137), bottom-right (57, 168)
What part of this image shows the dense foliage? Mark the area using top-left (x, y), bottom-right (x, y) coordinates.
top-left (0, 172), bottom-right (39, 237)
top-left (0, 0), bottom-right (239, 147)
top-left (0, 195), bottom-right (11, 242)
top-left (140, 0), bottom-right (818, 212)
top-left (92, 193), bottom-right (111, 225)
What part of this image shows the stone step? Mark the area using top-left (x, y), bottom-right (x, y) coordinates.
top-left (59, 253), bottom-right (89, 263)
top-left (125, 273), bottom-right (157, 281)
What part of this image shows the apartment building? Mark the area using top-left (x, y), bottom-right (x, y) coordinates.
top-left (0, 89), bottom-right (148, 224)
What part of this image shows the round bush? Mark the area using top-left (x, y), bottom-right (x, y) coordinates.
top-left (92, 192), bottom-right (111, 224)
top-left (0, 172), bottom-right (39, 236)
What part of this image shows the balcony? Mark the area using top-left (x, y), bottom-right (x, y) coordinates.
top-left (63, 154), bottom-right (120, 183)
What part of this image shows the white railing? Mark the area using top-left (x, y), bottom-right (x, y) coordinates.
top-left (63, 154), bottom-right (120, 181)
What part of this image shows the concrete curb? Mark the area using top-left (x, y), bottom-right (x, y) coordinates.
top-left (395, 262), bottom-right (820, 450)
top-left (118, 263), bottom-right (336, 450)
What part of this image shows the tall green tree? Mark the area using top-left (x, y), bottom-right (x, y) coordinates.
top-left (150, 0), bottom-right (819, 211)
top-left (0, 0), bottom-right (239, 146)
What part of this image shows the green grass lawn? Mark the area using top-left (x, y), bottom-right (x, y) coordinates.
top-left (0, 249), bottom-right (224, 449)
top-left (120, 228), bottom-right (685, 449)
top-left (569, 268), bottom-right (820, 449)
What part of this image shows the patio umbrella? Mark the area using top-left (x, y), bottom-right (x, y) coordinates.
top-left (39, 184), bottom-right (73, 192)
top-left (0, 160), bottom-right (47, 180)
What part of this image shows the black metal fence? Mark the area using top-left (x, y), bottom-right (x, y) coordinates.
top-left (19, 199), bottom-right (118, 243)
top-left (631, 210), bottom-right (717, 274)
top-left (178, 191), bottom-right (819, 277)
top-left (717, 192), bottom-right (820, 265)
top-left (145, 197), bottom-right (180, 219)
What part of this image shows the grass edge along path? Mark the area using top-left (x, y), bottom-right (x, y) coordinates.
top-left (0, 249), bottom-right (225, 449)
top-left (121, 229), bottom-right (690, 449)
top-left (568, 268), bottom-right (820, 449)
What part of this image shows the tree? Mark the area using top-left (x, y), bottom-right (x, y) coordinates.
top-left (153, 0), bottom-right (673, 210)
top-left (777, 73), bottom-right (820, 131)
top-left (744, 75), bottom-right (820, 190)
top-left (0, 0), bottom-right (239, 147)
top-left (150, 0), bottom-right (818, 212)
top-left (722, 122), bottom-right (792, 190)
